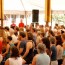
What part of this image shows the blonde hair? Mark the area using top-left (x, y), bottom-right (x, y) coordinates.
top-left (37, 43), bottom-right (46, 53)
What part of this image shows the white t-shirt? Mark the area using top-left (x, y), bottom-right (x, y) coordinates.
top-left (12, 35), bottom-right (18, 44)
top-left (9, 57), bottom-right (23, 65)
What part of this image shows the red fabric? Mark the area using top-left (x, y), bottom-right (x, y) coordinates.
top-left (19, 22), bottom-right (24, 28)
top-left (0, 41), bottom-right (2, 54)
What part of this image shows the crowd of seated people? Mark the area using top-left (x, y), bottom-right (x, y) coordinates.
top-left (0, 23), bottom-right (65, 65)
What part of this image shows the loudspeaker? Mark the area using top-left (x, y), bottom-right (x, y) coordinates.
top-left (32, 10), bottom-right (39, 22)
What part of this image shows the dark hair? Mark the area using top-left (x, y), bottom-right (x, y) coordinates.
top-left (4, 26), bottom-right (9, 31)
top-left (32, 28), bottom-right (37, 32)
top-left (27, 32), bottom-right (33, 40)
top-left (42, 37), bottom-right (50, 50)
top-left (19, 32), bottom-right (26, 38)
top-left (14, 32), bottom-right (18, 36)
top-left (55, 24), bottom-right (58, 26)
top-left (56, 36), bottom-right (62, 46)
top-left (11, 46), bottom-right (19, 57)
top-left (31, 23), bottom-right (34, 27)
top-left (10, 25), bottom-right (15, 29)
top-left (41, 32), bottom-right (45, 37)
top-left (49, 30), bottom-right (55, 36)
top-left (61, 30), bottom-right (64, 34)
top-left (7, 36), bottom-right (12, 41)
top-left (26, 29), bottom-right (30, 32)
top-left (15, 27), bottom-right (19, 31)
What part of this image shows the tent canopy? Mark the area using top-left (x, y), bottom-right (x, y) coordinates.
top-left (4, 0), bottom-right (45, 11)
top-left (4, 0), bottom-right (65, 11)
top-left (51, 0), bottom-right (65, 10)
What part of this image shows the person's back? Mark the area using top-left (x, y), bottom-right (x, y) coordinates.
top-left (50, 37), bottom-right (58, 65)
top-left (56, 45), bottom-right (63, 65)
top-left (24, 41), bottom-right (34, 64)
top-left (5, 47), bottom-right (26, 65)
top-left (51, 45), bottom-right (57, 61)
top-left (20, 40), bottom-right (27, 56)
top-left (36, 53), bottom-right (50, 65)
top-left (57, 45), bottom-right (63, 60)
top-left (9, 57), bottom-right (22, 65)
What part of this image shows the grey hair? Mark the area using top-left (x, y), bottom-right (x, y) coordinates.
top-left (37, 43), bottom-right (46, 53)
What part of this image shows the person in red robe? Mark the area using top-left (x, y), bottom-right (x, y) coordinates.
top-left (19, 19), bottom-right (24, 28)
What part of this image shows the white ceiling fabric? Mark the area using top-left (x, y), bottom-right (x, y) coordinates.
top-left (4, 0), bottom-right (65, 11)
top-left (51, 0), bottom-right (65, 10)
top-left (4, 0), bottom-right (45, 11)
top-left (4, 0), bottom-right (65, 14)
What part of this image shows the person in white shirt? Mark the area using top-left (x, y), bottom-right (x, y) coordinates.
top-left (9, 28), bottom-right (18, 44)
top-left (5, 46), bottom-right (26, 65)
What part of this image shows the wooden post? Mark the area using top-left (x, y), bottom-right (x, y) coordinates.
top-left (45, 0), bottom-right (51, 27)
top-left (0, 0), bottom-right (4, 37)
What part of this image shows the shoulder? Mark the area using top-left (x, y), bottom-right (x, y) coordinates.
top-left (5, 59), bottom-right (9, 65)
top-left (7, 44), bottom-right (10, 47)
top-left (20, 41), bottom-right (26, 48)
top-left (44, 53), bottom-right (50, 58)
top-left (27, 40), bottom-right (33, 44)
top-left (18, 57), bottom-right (26, 64)
top-left (17, 57), bottom-right (23, 61)
top-left (21, 40), bottom-right (26, 44)
top-left (56, 45), bottom-right (61, 48)
top-left (26, 41), bottom-right (33, 47)
top-left (63, 41), bottom-right (65, 44)
top-left (51, 46), bottom-right (56, 51)
top-left (33, 54), bottom-right (39, 60)
top-left (51, 46), bottom-right (55, 48)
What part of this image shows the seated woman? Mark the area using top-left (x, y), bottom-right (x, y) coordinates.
top-left (32, 43), bottom-right (50, 65)
top-left (5, 46), bottom-right (26, 65)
